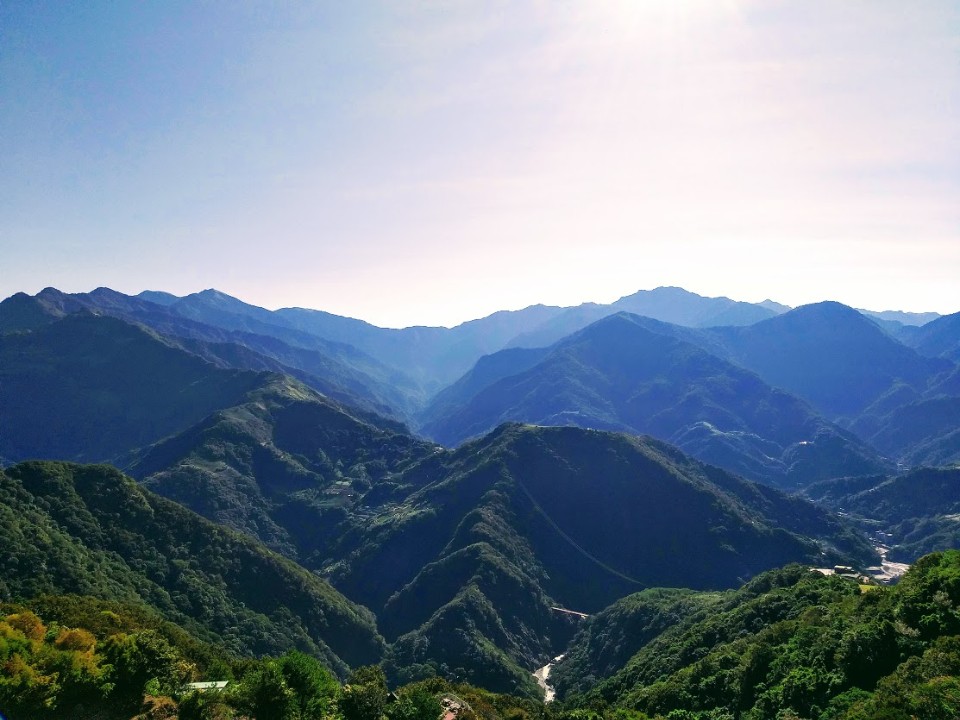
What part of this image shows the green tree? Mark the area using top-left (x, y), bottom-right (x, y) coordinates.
top-left (239, 661), bottom-right (296, 720)
top-left (178, 689), bottom-right (236, 720)
top-left (387, 685), bottom-right (441, 720)
top-left (103, 630), bottom-right (185, 710)
top-left (278, 650), bottom-right (340, 718)
top-left (340, 665), bottom-right (388, 720)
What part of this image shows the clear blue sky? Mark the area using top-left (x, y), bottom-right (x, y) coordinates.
top-left (2, 1), bottom-right (957, 327)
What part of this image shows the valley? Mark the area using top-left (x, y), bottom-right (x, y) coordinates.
top-left (1, 284), bottom-right (959, 719)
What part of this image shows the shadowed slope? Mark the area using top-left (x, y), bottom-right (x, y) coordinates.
top-left (420, 313), bottom-right (886, 489)
top-left (0, 461), bottom-right (384, 673)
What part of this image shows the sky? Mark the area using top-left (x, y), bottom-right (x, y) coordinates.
top-left (1, 1), bottom-right (958, 328)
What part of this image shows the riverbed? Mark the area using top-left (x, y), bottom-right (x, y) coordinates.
top-left (533, 655), bottom-right (565, 703)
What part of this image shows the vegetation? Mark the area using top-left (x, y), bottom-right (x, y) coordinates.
top-left (803, 467), bottom-right (960, 562)
top-left (0, 461), bottom-right (384, 671)
top-left (803, 467), bottom-right (960, 523)
top-left (0, 312), bottom-right (264, 464)
top-left (418, 313), bottom-right (886, 489)
top-left (7, 554), bottom-right (960, 719)
top-left (853, 397), bottom-right (960, 468)
top-left (0, 597), bottom-right (242, 719)
top-left (560, 552), bottom-right (960, 719)
top-left (133, 374), bottom-right (437, 559)
top-left (550, 589), bottom-right (728, 698)
top-left (331, 425), bottom-right (874, 695)
top-left (0, 601), bottom-right (516, 720)
top-left (2, 423), bottom-right (876, 699)
top-left (135, 417), bottom-right (875, 696)
top-left (3, 286), bottom-right (960, 714)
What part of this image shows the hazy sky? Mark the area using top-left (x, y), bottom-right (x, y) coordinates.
top-left (2, 1), bottom-right (957, 327)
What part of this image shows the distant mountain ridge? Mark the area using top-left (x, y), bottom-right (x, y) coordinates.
top-left (899, 310), bottom-right (960, 362)
top-left (7, 285), bottom-right (954, 474)
top-left (0, 287), bottom-right (424, 421)
top-left (701, 301), bottom-right (954, 421)
top-left (420, 312), bottom-right (889, 489)
top-left (1, 284), bottom-right (947, 413)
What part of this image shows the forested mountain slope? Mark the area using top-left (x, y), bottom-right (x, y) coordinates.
top-left (803, 466), bottom-right (960, 562)
top-left (0, 461), bottom-right (384, 674)
top-left (703, 301), bottom-right (954, 421)
top-left (419, 313), bottom-right (886, 489)
top-left (560, 552), bottom-right (960, 719)
top-left (900, 310), bottom-right (960, 362)
top-left (0, 313), bottom-right (266, 464)
top-left (132, 375), bottom-right (438, 560)
top-left (139, 407), bottom-right (876, 695)
top-left (0, 287), bottom-right (421, 420)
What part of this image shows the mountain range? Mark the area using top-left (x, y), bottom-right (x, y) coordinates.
top-left (5, 285), bottom-right (956, 477)
top-left (123, 368), bottom-right (875, 692)
top-left (1, 282), bottom-right (959, 702)
top-left (418, 311), bottom-right (889, 490)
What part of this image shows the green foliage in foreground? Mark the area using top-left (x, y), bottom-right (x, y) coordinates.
top-left (561, 551), bottom-right (960, 719)
top-left (0, 600), bottom-right (485, 720)
top-left (6, 553), bottom-right (960, 718)
top-left (550, 589), bottom-right (729, 698)
top-left (0, 597), bottom-right (243, 719)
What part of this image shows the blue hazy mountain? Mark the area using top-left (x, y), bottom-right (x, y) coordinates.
top-left (0, 312), bottom-right (266, 465)
top-left (503, 286), bottom-right (787, 350)
top-left (898, 310), bottom-right (960, 363)
top-left (702, 301), bottom-right (955, 421)
top-left (802, 466), bottom-right (960, 562)
top-left (419, 313), bottom-right (887, 489)
top-left (0, 287), bottom-right (423, 421)
top-left (860, 308), bottom-right (941, 327)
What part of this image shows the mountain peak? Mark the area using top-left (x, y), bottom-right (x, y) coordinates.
top-left (36, 286), bottom-right (67, 299)
top-left (137, 290), bottom-right (180, 306)
top-left (616, 286), bottom-right (708, 302)
top-left (710, 300), bottom-right (950, 418)
top-left (195, 288), bottom-right (234, 301)
top-left (184, 289), bottom-right (270, 313)
top-left (758, 299), bottom-right (791, 313)
top-left (0, 291), bottom-right (63, 332)
top-left (89, 286), bottom-right (127, 300)
top-left (783, 301), bottom-right (873, 326)
top-left (609, 287), bottom-right (777, 328)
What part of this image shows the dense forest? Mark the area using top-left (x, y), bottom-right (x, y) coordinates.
top-left (3, 286), bottom-right (960, 719)
top-left (0, 595), bottom-right (549, 720)
top-left (5, 552), bottom-right (960, 718)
